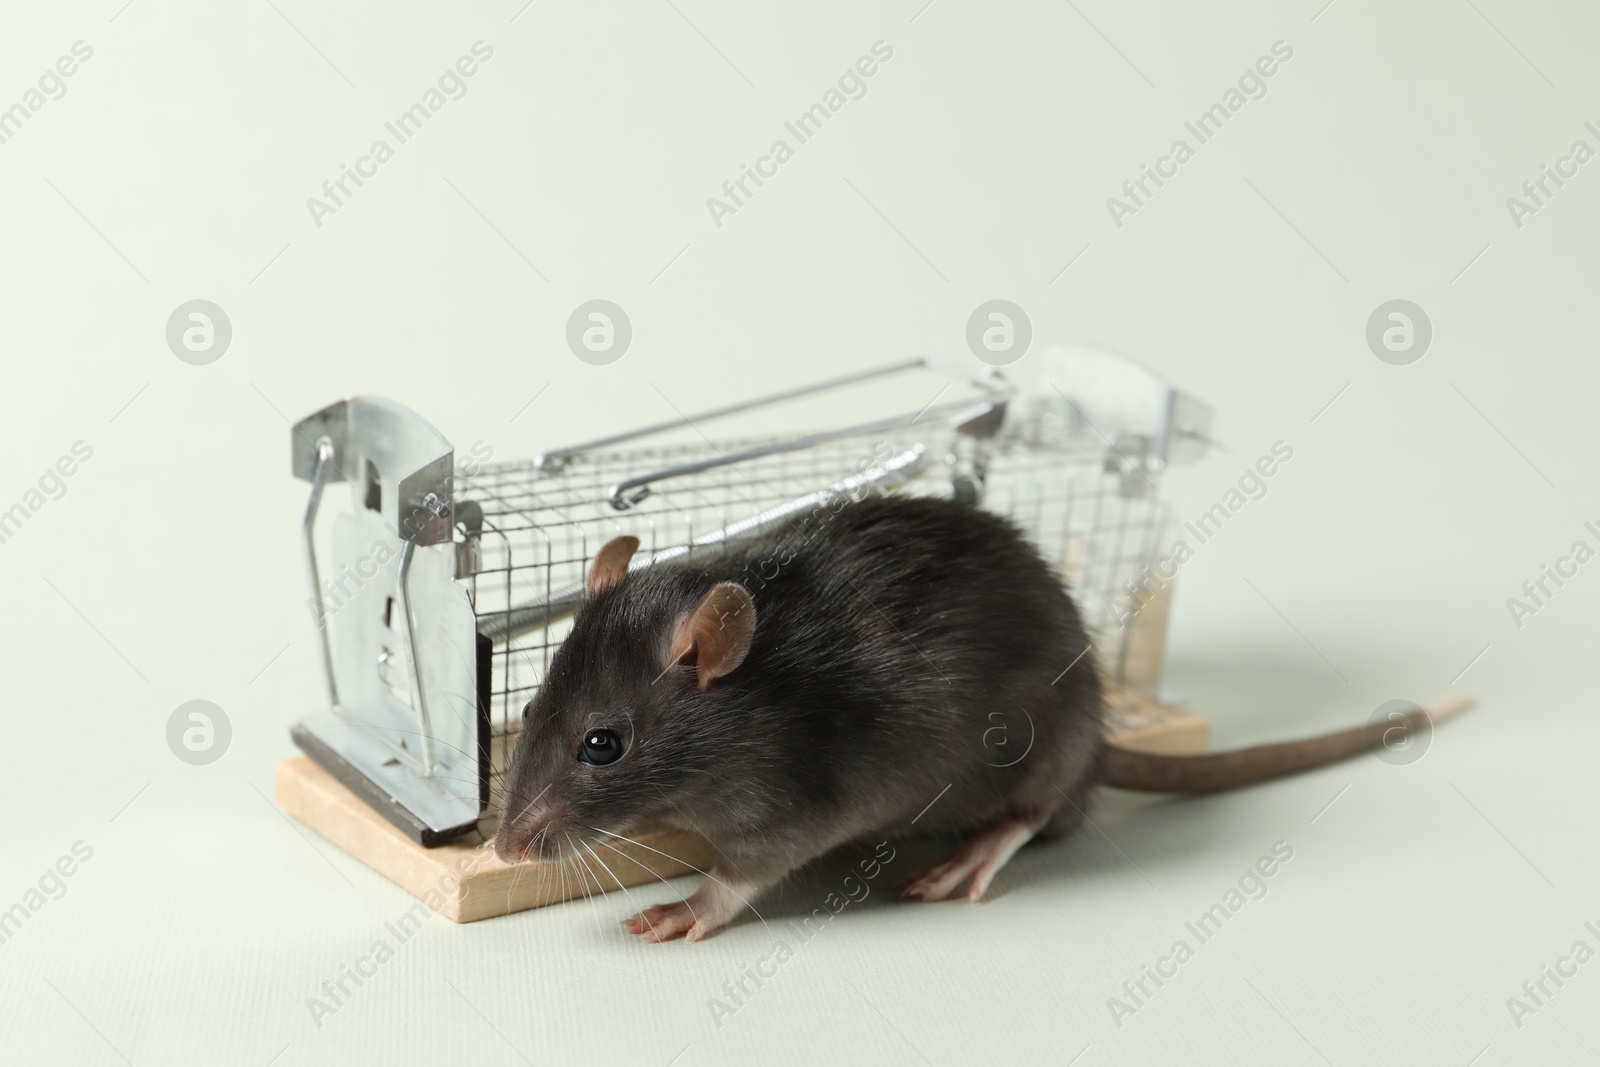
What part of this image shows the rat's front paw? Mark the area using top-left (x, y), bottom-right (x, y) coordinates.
top-left (622, 872), bottom-right (755, 943)
top-left (621, 899), bottom-right (725, 943)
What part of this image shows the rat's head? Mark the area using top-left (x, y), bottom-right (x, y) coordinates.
top-left (492, 535), bottom-right (757, 864)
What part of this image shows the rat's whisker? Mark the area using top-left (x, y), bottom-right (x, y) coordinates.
top-left (570, 840), bottom-right (624, 938)
top-left (587, 825), bottom-right (772, 939)
top-left (567, 833), bottom-right (601, 923)
top-left (561, 834), bottom-right (582, 900)
top-left (500, 781), bottom-right (555, 841)
top-left (590, 835), bottom-right (704, 933)
top-left (581, 839), bottom-right (683, 939)
top-left (648, 785), bottom-right (754, 887)
top-left (505, 847), bottom-right (529, 915)
top-left (506, 820), bottom-right (554, 912)
top-left (496, 777), bottom-right (560, 851)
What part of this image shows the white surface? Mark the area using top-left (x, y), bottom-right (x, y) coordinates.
top-left (2, 2), bottom-right (1597, 1064)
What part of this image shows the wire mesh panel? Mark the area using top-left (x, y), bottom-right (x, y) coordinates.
top-left (984, 402), bottom-right (1177, 687)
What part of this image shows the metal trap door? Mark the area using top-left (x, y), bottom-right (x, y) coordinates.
top-left (290, 398), bottom-right (487, 845)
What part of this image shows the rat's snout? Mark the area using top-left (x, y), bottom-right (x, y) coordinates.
top-left (493, 796), bottom-right (571, 864)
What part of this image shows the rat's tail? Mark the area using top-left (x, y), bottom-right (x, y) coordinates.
top-left (1098, 696), bottom-right (1474, 793)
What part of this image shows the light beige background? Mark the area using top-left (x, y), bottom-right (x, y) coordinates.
top-left (1, 1), bottom-right (1596, 1064)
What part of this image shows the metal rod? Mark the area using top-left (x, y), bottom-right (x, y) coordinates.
top-left (302, 438), bottom-right (340, 710)
top-left (537, 357), bottom-right (1008, 473)
top-left (397, 540), bottom-right (437, 774)
top-left (535, 359), bottom-right (924, 471)
top-left (606, 396), bottom-right (1007, 509)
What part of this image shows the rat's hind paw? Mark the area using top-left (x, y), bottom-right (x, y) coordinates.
top-left (899, 815), bottom-right (1046, 903)
top-left (899, 854), bottom-right (972, 903)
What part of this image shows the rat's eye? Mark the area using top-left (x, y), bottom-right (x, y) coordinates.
top-left (578, 728), bottom-right (623, 766)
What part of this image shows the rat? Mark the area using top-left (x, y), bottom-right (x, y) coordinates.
top-left (492, 493), bottom-right (1468, 942)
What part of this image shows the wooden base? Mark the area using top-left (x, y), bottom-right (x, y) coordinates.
top-left (1105, 688), bottom-right (1209, 755)
top-left (276, 757), bottom-right (718, 923)
top-left (276, 690), bottom-right (1208, 923)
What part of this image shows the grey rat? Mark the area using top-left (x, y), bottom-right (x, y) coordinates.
top-left (492, 494), bottom-right (1466, 942)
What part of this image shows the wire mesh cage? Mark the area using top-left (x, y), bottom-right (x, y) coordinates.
top-left (288, 351), bottom-right (1213, 845)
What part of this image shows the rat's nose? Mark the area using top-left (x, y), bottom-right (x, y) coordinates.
top-left (493, 802), bottom-right (566, 863)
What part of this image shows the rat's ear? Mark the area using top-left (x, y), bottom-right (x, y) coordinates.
top-left (586, 535), bottom-right (640, 597)
top-left (669, 582), bottom-right (755, 692)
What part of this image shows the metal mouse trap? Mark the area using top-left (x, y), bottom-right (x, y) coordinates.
top-left (274, 352), bottom-right (1216, 920)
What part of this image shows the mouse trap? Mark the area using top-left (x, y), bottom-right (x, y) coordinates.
top-left (275, 351), bottom-right (1216, 921)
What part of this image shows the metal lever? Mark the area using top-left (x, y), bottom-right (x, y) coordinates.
top-left (302, 437), bottom-right (340, 710)
top-left (605, 400), bottom-right (997, 510)
top-left (573, 358), bottom-right (1012, 510)
top-left (397, 492), bottom-right (447, 774)
top-left (536, 359), bottom-right (935, 473)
